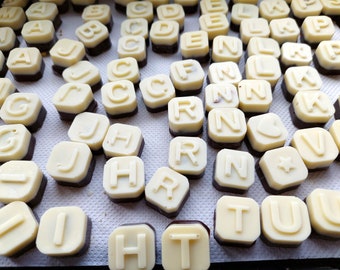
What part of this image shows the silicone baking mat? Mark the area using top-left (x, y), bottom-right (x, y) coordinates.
top-left (1, 0), bottom-right (340, 267)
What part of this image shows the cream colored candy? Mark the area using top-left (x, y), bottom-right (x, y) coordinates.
top-left (269, 18), bottom-right (300, 44)
top-left (0, 27), bottom-right (17, 52)
top-left (62, 60), bottom-right (101, 87)
top-left (147, 0), bottom-right (169, 7)
top-left (82, 4), bottom-right (111, 26)
top-left (240, 18), bottom-right (270, 45)
top-left (259, 146), bottom-right (308, 191)
top-left (107, 57), bottom-right (140, 84)
top-left (162, 221), bottom-right (210, 270)
top-left (127, 1), bottom-right (153, 24)
top-left (284, 66), bottom-right (322, 96)
top-left (101, 80), bottom-right (137, 117)
top-left (291, 0), bottom-right (323, 18)
top-left (329, 120), bottom-right (340, 151)
top-left (200, 0), bottom-right (228, 15)
top-left (306, 188), bottom-right (340, 238)
top-left (75, 20), bottom-right (109, 49)
top-left (261, 195), bottom-right (311, 245)
top-left (0, 160), bottom-right (43, 204)
top-left (170, 59), bottom-right (205, 93)
top-left (68, 112), bottom-right (110, 152)
top-left (259, 0), bottom-right (290, 21)
top-left (199, 13), bottom-right (229, 41)
top-left (145, 166), bottom-right (189, 216)
top-left (168, 96), bottom-right (204, 136)
top-left (103, 156), bottom-right (145, 202)
top-left (157, 4), bottom-right (185, 30)
top-left (205, 83), bottom-right (239, 112)
top-left (247, 37), bottom-right (281, 58)
top-left (7, 47), bottom-right (43, 76)
top-left (245, 55), bottom-right (281, 87)
top-left (233, 0), bottom-right (258, 3)
top-left (21, 20), bottom-right (55, 45)
top-left (208, 62), bottom-right (242, 86)
top-left (53, 83), bottom-right (94, 114)
top-left (208, 108), bottom-right (247, 145)
top-left (0, 7), bottom-right (26, 31)
top-left (102, 123), bottom-right (144, 157)
top-left (231, 3), bottom-right (259, 27)
top-left (168, 136), bottom-right (207, 177)
top-left (2, 0), bottom-right (29, 8)
top-left (238, 79), bottom-right (273, 113)
top-left (215, 196), bottom-right (260, 245)
top-left (214, 149), bottom-right (254, 191)
top-left (117, 35), bottom-right (146, 63)
top-left (319, 0), bottom-right (340, 15)
top-left (121, 18), bottom-right (148, 40)
top-left (302, 15), bottom-right (334, 44)
top-left (36, 206), bottom-right (88, 256)
top-left (0, 93), bottom-right (43, 127)
top-left (212, 36), bottom-right (243, 63)
top-left (139, 74), bottom-right (175, 111)
top-left (49, 38), bottom-right (86, 69)
top-left (291, 127), bottom-right (339, 169)
top-left (0, 124), bottom-right (32, 163)
top-left (149, 20), bottom-right (179, 47)
top-left (0, 201), bottom-right (38, 256)
top-left (315, 40), bottom-right (340, 73)
top-left (46, 141), bottom-right (93, 185)
top-left (247, 112), bottom-right (288, 153)
top-left (292, 90), bottom-right (335, 125)
top-left (180, 30), bottom-right (209, 60)
top-left (0, 78), bottom-right (16, 107)
top-left (108, 224), bottom-right (155, 270)
top-left (26, 2), bottom-right (58, 21)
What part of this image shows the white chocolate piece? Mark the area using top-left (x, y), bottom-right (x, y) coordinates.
top-left (82, 4), bottom-right (111, 26)
top-left (68, 112), bottom-right (110, 151)
top-left (291, 0), bottom-right (323, 18)
top-left (2, 0), bottom-right (29, 8)
top-left (291, 127), bottom-right (339, 169)
top-left (269, 18), bottom-right (300, 44)
top-left (306, 188), bottom-right (340, 238)
top-left (108, 224), bottom-right (155, 270)
top-left (233, 0), bottom-right (258, 3)
top-left (240, 18), bottom-right (270, 45)
top-left (145, 167), bottom-right (189, 215)
top-left (0, 7), bottom-right (26, 31)
top-left (0, 201), bottom-right (38, 256)
top-left (168, 96), bottom-right (204, 135)
top-left (0, 124), bottom-right (32, 162)
top-left (103, 156), bottom-right (144, 201)
top-left (7, 47), bottom-right (43, 76)
top-left (117, 35), bottom-right (146, 62)
top-left (245, 55), bottom-right (281, 87)
top-left (247, 112), bottom-right (288, 153)
top-left (139, 74), bottom-right (175, 110)
top-left (127, 1), bottom-right (153, 24)
top-left (247, 37), bottom-right (281, 58)
top-left (208, 108), bottom-right (247, 144)
top-left (199, 13), bottom-right (229, 41)
top-left (259, 0), bottom-right (290, 21)
top-left (107, 57), bottom-right (140, 84)
top-left (150, 20), bottom-right (179, 47)
top-left (102, 123), bottom-right (144, 157)
top-left (215, 196), bottom-right (260, 245)
top-left (238, 79), bottom-right (273, 113)
top-left (329, 120), bottom-right (340, 151)
top-left (170, 59), bottom-right (205, 92)
top-left (101, 80), bottom-right (137, 117)
top-left (302, 16), bottom-right (334, 44)
top-left (261, 195), bottom-right (311, 245)
top-left (208, 62), bottom-right (242, 86)
top-left (157, 4), bottom-right (185, 30)
top-left (292, 90), bottom-right (335, 124)
top-left (205, 83), bottom-right (239, 112)
top-left (162, 222), bottom-right (210, 270)
top-left (21, 20), bottom-right (55, 44)
top-left (231, 3), bottom-right (259, 27)
top-left (214, 149), bottom-right (254, 191)
top-left (62, 60), bottom-right (101, 87)
top-left (315, 40), bottom-right (340, 72)
top-left (53, 83), bottom-right (94, 114)
top-left (180, 30), bottom-right (209, 59)
top-left (319, 0), bottom-right (340, 15)
top-left (46, 141), bottom-right (93, 184)
top-left (284, 66), bottom-right (322, 96)
top-left (259, 146), bottom-right (308, 191)
top-left (212, 36), bottom-right (243, 63)
top-left (0, 160), bottom-right (43, 204)
top-left (49, 38), bottom-right (86, 68)
top-left (200, 0), bottom-right (228, 15)
top-left (168, 136), bottom-right (207, 177)
top-left (0, 93), bottom-right (43, 127)
top-left (75, 20), bottom-right (109, 48)
top-left (0, 78), bottom-right (16, 107)
top-left (121, 18), bottom-right (148, 40)
top-left (26, 2), bottom-right (58, 21)
top-left (0, 27), bottom-right (17, 52)
top-left (36, 206), bottom-right (88, 256)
